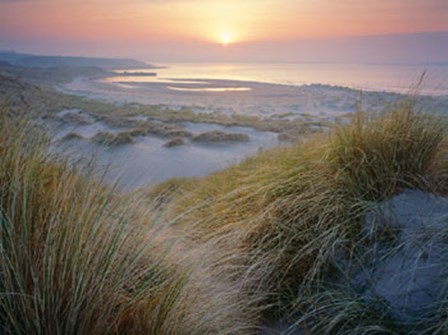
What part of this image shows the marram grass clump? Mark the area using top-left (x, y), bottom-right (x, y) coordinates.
top-left (161, 102), bottom-right (448, 332)
top-left (327, 103), bottom-right (446, 200)
top-left (0, 117), bottom-right (183, 334)
top-left (0, 115), bottom-right (260, 334)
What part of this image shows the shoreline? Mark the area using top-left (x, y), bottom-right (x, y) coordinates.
top-left (59, 76), bottom-right (400, 117)
top-left (125, 61), bottom-right (448, 97)
top-left (58, 75), bottom-right (448, 131)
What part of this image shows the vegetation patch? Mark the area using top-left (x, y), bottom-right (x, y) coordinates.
top-left (163, 103), bottom-right (448, 333)
top-left (0, 113), bottom-right (261, 335)
top-left (163, 137), bottom-right (186, 148)
top-left (92, 131), bottom-right (135, 146)
top-left (0, 69), bottom-right (333, 138)
top-left (59, 110), bottom-right (93, 124)
top-left (192, 130), bottom-right (250, 144)
top-left (62, 131), bottom-right (84, 141)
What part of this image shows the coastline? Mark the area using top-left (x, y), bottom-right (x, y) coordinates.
top-left (58, 76), bottom-right (399, 117)
top-left (59, 74), bottom-right (448, 122)
top-left (124, 62), bottom-right (448, 96)
top-left (51, 74), bottom-right (448, 190)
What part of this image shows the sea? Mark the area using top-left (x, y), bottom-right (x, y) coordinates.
top-left (110, 62), bottom-right (448, 97)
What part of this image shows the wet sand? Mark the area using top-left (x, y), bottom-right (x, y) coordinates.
top-left (60, 76), bottom-right (408, 120)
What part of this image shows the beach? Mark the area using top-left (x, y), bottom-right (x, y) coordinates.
top-left (52, 63), bottom-right (448, 190)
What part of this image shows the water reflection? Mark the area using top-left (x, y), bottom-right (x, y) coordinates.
top-left (167, 86), bottom-right (252, 92)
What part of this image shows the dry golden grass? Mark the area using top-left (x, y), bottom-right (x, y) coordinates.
top-left (2, 96), bottom-right (448, 334)
top-left (0, 114), bottom-right (259, 334)
top-left (161, 102), bottom-right (448, 332)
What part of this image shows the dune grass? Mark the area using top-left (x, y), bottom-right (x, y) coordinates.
top-left (0, 117), bottom-right (181, 334)
top-left (161, 101), bottom-right (448, 332)
top-left (0, 114), bottom-right (260, 334)
top-left (2, 96), bottom-right (448, 334)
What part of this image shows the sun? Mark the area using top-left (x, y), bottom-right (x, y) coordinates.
top-left (219, 32), bottom-right (232, 46)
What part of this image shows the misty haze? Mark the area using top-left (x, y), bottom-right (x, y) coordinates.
top-left (1, 1), bottom-right (448, 334)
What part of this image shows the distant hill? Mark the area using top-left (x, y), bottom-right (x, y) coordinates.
top-left (0, 73), bottom-right (51, 116)
top-left (0, 52), bottom-right (152, 70)
top-left (0, 61), bottom-right (109, 86)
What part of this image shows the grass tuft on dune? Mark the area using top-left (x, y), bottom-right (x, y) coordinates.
top-left (0, 116), bottom-right (181, 334)
top-left (161, 101), bottom-right (448, 332)
top-left (0, 113), bottom-right (259, 334)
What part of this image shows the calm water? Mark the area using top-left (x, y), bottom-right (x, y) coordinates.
top-left (112, 62), bottom-right (448, 96)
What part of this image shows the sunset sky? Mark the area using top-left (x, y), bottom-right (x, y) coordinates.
top-left (1, 0), bottom-right (447, 63)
